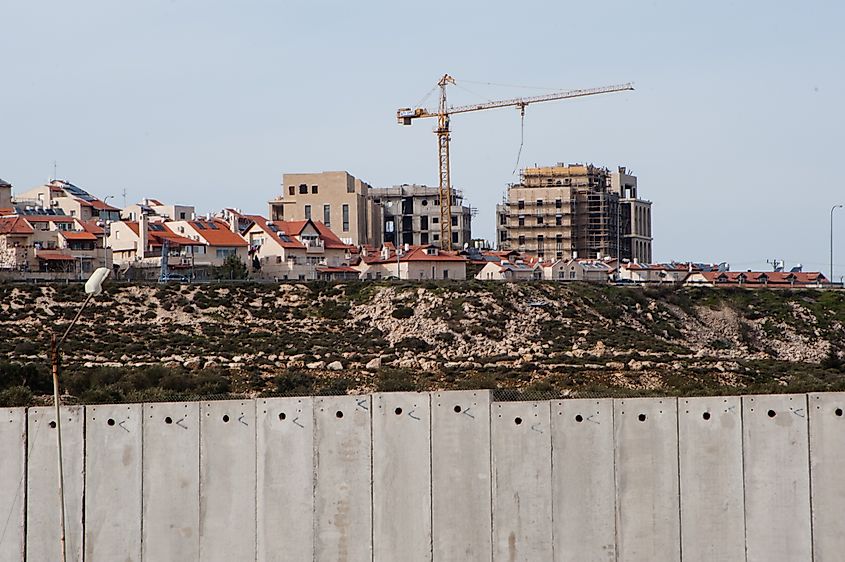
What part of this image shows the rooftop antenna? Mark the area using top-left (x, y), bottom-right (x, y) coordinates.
top-left (122, 188), bottom-right (127, 208)
top-left (52, 160), bottom-right (57, 181)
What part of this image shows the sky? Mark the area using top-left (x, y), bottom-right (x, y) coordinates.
top-left (1, 0), bottom-right (844, 278)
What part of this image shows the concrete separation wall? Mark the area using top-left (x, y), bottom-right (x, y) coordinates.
top-left (1, 390), bottom-right (842, 561)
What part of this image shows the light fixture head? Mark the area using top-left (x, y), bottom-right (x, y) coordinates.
top-left (85, 267), bottom-right (111, 295)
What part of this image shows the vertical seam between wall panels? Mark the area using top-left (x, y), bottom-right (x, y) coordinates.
top-left (548, 401), bottom-right (555, 562)
top-left (22, 409), bottom-right (29, 562)
top-left (368, 396), bottom-right (374, 562)
top-left (253, 401), bottom-right (258, 562)
top-left (197, 404), bottom-right (202, 561)
top-left (311, 400), bottom-right (317, 562)
top-left (140, 405), bottom-right (145, 562)
top-left (612, 400), bottom-right (619, 562)
top-left (805, 394), bottom-right (815, 562)
top-left (487, 394), bottom-right (494, 562)
top-left (674, 399), bottom-right (682, 562)
top-left (428, 393), bottom-right (434, 562)
top-left (740, 397), bottom-right (749, 562)
top-left (80, 407), bottom-right (86, 562)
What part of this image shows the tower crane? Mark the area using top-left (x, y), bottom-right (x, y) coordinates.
top-left (397, 75), bottom-right (634, 250)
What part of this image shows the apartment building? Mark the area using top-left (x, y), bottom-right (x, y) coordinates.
top-left (123, 199), bottom-right (195, 222)
top-left (15, 179), bottom-right (120, 222)
top-left (0, 179), bottom-right (11, 210)
top-left (497, 163), bottom-right (652, 262)
top-left (0, 211), bottom-right (111, 278)
top-left (370, 184), bottom-right (473, 249)
top-left (268, 171), bottom-right (382, 247)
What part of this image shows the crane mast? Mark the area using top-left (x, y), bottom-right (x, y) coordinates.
top-left (398, 75), bottom-right (634, 250)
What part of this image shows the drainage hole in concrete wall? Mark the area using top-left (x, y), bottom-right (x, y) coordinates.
top-left (336, 411), bottom-right (344, 419)
top-left (575, 415), bottom-right (583, 423)
top-left (637, 414), bottom-right (647, 422)
top-left (767, 410), bottom-right (777, 418)
top-left (279, 412), bottom-right (286, 421)
top-left (514, 417), bottom-right (523, 425)
top-left (222, 415), bottom-right (230, 423)
top-left (453, 405), bottom-right (462, 413)
top-left (107, 419), bottom-right (115, 426)
top-left (165, 417), bottom-right (173, 424)
top-left (394, 407), bottom-right (403, 415)
top-left (49, 421), bottom-right (56, 429)
top-left (702, 412), bottom-right (711, 421)
top-left (835, 408), bottom-right (843, 417)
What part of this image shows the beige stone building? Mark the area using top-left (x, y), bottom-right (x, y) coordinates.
top-left (356, 244), bottom-right (467, 280)
top-left (497, 163), bottom-right (652, 263)
top-left (15, 180), bottom-right (121, 222)
top-left (268, 171), bottom-right (382, 247)
top-left (370, 184), bottom-right (473, 249)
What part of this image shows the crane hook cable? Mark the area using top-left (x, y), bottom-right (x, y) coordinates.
top-left (512, 106), bottom-right (526, 176)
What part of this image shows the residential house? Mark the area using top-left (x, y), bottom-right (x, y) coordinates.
top-left (15, 180), bottom-right (120, 222)
top-left (475, 258), bottom-right (540, 281)
top-left (357, 244), bottom-right (467, 280)
top-left (122, 199), bottom-right (195, 222)
top-left (108, 217), bottom-right (204, 280)
top-left (168, 218), bottom-right (249, 266)
top-left (542, 259), bottom-right (613, 282)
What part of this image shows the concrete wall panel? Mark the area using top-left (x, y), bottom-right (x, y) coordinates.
top-left (314, 395), bottom-right (372, 562)
top-left (614, 398), bottom-right (680, 562)
top-left (26, 406), bottom-right (84, 562)
top-left (551, 399), bottom-right (615, 562)
top-left (808, 392), bottom-right (845, 561)
top-left (85, 404), bottom-right (142, 562)
top-left (372, 392), bottom-right (431, 562)
top-left (491, 401), bottom-right (552, 562)
top-left (256, 397), bottom-right (314, 562)
top-left (678, 396), bottom-right (745, 562)
top-left (142, 401), bottom-right (199, 562)
top-left (199, 400), bottom-right (256, 562)
top-left (742, 394), bottom-right (811, 562)
top-left (0, 408), bottom-right (25, 562)
top-left (431, 390), bottom-right (492, 561)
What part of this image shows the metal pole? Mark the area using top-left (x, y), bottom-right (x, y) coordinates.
top-left (51, 332), bottom-right (67, 562)
top-left (831, 205), bottom-right (843, 284)
top-left (51, 291), bottom-right (93, 562)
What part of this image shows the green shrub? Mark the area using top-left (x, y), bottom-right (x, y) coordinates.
top-left (391, 306), bottom-right (414, 319)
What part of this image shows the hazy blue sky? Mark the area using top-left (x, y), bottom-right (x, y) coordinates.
top-left (2, 0), bottom-right (843, 277)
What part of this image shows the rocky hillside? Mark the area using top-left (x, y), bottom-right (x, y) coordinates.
top-left (1, 281), bottom-right (844, 406)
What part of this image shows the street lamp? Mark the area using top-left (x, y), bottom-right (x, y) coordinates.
top-left (50, 266), bottom-right (110, 562)
top-left (831, 205), bottom-right (843, 285)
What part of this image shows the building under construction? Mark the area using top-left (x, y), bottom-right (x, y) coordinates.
top-left (496, 163), bottom-right (652, 262)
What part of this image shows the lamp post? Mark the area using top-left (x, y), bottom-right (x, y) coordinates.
top-left (51, 267), bottom-right (110, 562)
top-left (831, 205), bottom-right (843, 285)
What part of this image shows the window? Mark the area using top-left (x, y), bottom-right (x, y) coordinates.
top-left (500, 231), bottom-right (507, 242)
top-left (215, 248), bottom-right (236, 258)
top-left (518, 216), bottom-right (525, 227)
top-left (537, 235), bottom-right (544, 248)
top-left (432, 217), bottom-right (439, 224)
top-left (499, 213), bottom-right (506, 225)
top-left (342, 204), bottom-right (349, 232)
top-left (180, 212), bottom-right (186, 219)
top-left (518, 200), bottom-right (525, 210)
top-left (451, 216), bottom-right (457, 227)
top-left (323, 204), bottom-right (331, 227)
top-left (555, 199), bottom-right (562, 209)
top-left (518, 235), bottom-right (525, 245)
top-left (420, 216), bottom-right (428, 230)
top-left (289, 186), bottom-right (295, 195)
top-left (443, 269), bottom-right (449, 279)
top-left (452, 232), bottom-right (458, 243)
top-left (536, 199), bottom-right (543, 207)
top-left (556, 216), bottom-right (562, 226)
top-left (421, 233), bottom-right (429, 244)
top-left (422, 199), bottom-right (428, 206)
top-left (536, 216), bottom-right (543, 225)
top-left (304, 205), bottom-right (311, 220)
top-left (433, 234), bottom-right (439, 241)
top-left (299, 184), bottom-right (308, 194)
top-left (311, 185), bottom-right (318, 194)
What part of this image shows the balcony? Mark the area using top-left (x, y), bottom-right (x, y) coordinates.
top-left (302, 239), bottom-right (325, 254)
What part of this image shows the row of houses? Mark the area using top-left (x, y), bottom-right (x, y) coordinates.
top-left (0, 177), bottom-right (833, 287)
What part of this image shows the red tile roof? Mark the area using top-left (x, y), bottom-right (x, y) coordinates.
top-left (79, 220), bottom-right (105, 235)
top-left (0, 217), bottom-right (34, 235)
top-left (35, 251), bottom-right (75, 261)
top-left (366, 245), bottom-right (467, 264)
top-left (89, 199), bottom-right (120, 211)
top-left (187, 219), bottom-right (248, 247)
top-left (60, 231), bottom-right (98, 241)
top-left (22, 215), bottom-right (75, 223)
top-left (124, 221), bottom-right (201, 247)
top-left (697, 271), bottom-right (829, 285)
top-left (245, 215), bottom-right (305, 249)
